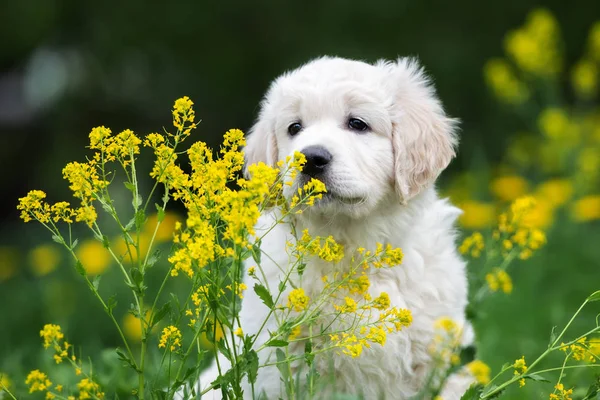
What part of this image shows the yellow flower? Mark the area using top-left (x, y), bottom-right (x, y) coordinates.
top-left (459, 232), bottom-right (485, 258)
top-left (40, 324), bottom-right (64, 349)
top-left (76, 239), bottom-right (111, 275)
top-left (459, 201), bottom-right (496, 229)
top-left (122, 313), bottom-right (143, 342)
top-left (538, 108), bottom-right (571, 140)
top-left (145, 212), bottom-right (180, 243)
top-left (571, 195), bottom-right (600, 222)
top-left (483, 58), bottom-right (529, 104)
top-left (0, 246), bottom-right (19, 282)
top-left (17, 190), bottom-right (51, 223)
top-left (25, 370), bottom-right (52, 393)
top-left (77, 378), bottom-right (103, 400)
top-left (513, 356), bottom-right (527, 376)
top-left (234, 327), bottom-right (243, 338)
top-left (490, 175), bottom-right (529, 202)
top-left (504, 8), bottom-right (561, 77)
top-left (590, 21), bottom-right (600, 61)
top-left (288, 288), bottom-right (310, 312)
top-left (1, 373), bottom-right (11, 391)
top-left (467, 360), bottom-right (491, 384)
top-left (172, 96), bottom-right (196, 135)
top-left (571, 59), bottom-right (598, 98)
top-left (158, 325), bottom-right (182, 351)
top-left (29, 244), bottom-right (61, 277)
top-left (534, 179), bottom-right (573, 208)
top-left (373, 292), bottom-right (391, 310)
top-left (486, 269), bottom-right (512, 294)
top-left (288, 326), bottom-right (302, 341)
top-left (335, 296), bottom-right (358, 313)
top-left (551, 382), bottom-right (574, 400)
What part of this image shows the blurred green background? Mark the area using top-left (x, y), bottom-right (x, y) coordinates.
top-left (1, 0), bottom-right (600, 398)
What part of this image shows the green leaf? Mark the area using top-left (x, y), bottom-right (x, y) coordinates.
top-left (481, 384), bottom-right (504, 399)
top-left (70, 238), bottom-right (79, 250)
top-left (92, 275), bottom-right (101, 291)
top-left (134, 194), bottom-right (143, 208)
top-left (155, 203), bottom-right (166, 222)
top-left (278, 281), bottom-right (287, 293)
top-left (145, 249), bottom-right (161, 269)
top-left (525, 373), bottom-right (550, 383)
top-left (254, 284), bottom-right (274, 309)
top-left (265, 339), bottom-right (289, 347)
top-left (297, 262), bottom-right (307, 276)
top-left (51, 235), bottom-right (63, 244)
top-left (124, 216), bottom-right (136, 231)
top-left (115, 348), bottom-right (137, 370)
top-left (460, 384), bottom-right (484, 400)
top-left (150, 302), bottom-right (171, 328)
top-left (549, 326), bottom-right (557, 347)
top-left (582, 374), bottom-right (600, 400)
top-left (588, 290), bottom-right (600, 302)
top-left (275, 348), bottom-right (289, 380)
top-left (102, 234), bottom-right (110, 249)
top-left (246, 350), bottom-right (259, 384)
top-left (135, 209), bottom-right (146, 231)
top-left (75, 260), bottom-right (86, 276)
top-left (107, 295), bottom-right (118, 314)
top-left (304, 341), bottom-right (314, 365)
top-left (124, 182), bottom-right (136, 193)
top-left (251, 240), bottom-right (262, 264)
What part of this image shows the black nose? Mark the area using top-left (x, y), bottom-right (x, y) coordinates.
top-left (301, 145), bottom-right (332, 177)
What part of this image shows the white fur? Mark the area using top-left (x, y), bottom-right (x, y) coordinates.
top-left (193, 57), bottom-right (473, 399)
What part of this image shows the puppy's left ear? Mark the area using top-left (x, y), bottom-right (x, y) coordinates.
top-left (383, 58), bottom-right (459, 203)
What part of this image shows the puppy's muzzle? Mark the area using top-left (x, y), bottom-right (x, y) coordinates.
top-left (301, 145), bottom-right (332, 177)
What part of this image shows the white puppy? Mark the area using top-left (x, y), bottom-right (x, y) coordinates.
top-left (195, 56), bottom-right (473, 399)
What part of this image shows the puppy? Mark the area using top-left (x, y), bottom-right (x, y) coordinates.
top-left (196, 56), bottom-right (473, 399)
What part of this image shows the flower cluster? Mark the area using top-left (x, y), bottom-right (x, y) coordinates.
top-left (549, 383), bottom-right (573, 400)
top-left (485, 268), bottom-right (513, 294)
top-left (513, 356), bottom-right (528, 387)
top-left (459, 232), bottom-right (485, 258)
top-left (158, 325), bottom-right (182, 352)
top-left (287, 288), bottom-right (310, 312)
top-left (494, 196), bottom-right (547, 260)
top-left (296, 229), bottom-right (345, 263)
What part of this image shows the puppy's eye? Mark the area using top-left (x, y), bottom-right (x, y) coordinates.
top-left (287, 122), bottom-right (303, 137)
top-left (348, 118), bottom-right (369, 132)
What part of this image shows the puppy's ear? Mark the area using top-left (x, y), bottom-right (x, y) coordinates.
top-left (244, 107), bottom-right (278, 177)
top-left (384, 58), bottom-right (459, 202)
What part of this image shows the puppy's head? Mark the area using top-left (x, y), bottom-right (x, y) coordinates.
top-left (245, 57), bottom-right (458, 218)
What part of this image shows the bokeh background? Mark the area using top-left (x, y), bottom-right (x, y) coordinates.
top-left (1, 0), bottom-right (600, 398)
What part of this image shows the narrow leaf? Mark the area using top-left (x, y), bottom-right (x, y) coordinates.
top-left (588, 290), bottom-right (600, 302)
top-left (265, 339), bottom-right (289, 347)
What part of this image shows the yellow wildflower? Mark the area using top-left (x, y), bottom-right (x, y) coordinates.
top-left (459, 201), bottom-right (495, 229)
top-left (234, 327), bottom-right (244, 338)
top-left (535, 179), bottom-right (573, 208)
top-left (17, 190), bottom-right (51, 223)
top-left (373, 292), bottom-right (391, 310)
top-left (1, 373), bottom-right (11, 391)
top-left (158, 325), bottom-right (182, 351)
top-left (571, 59), bottom-right (598, 98)
top-left (25, 370), bottom-right (52, 393)
top-left (77, 378), bottom-right (103, 400)
top-left (29, 244), bottom-right (61, 277)
top-left (75, 239), bottom-right (111, 275)
top-left (288, 288), bottom-right (310, 312)
top-left (172, 96), bottom-right (196, 136)
top-left (490, 175), bottom-right (529, 202)
top-left (459, 232), bottom-right (485, 258)
top-left (467, 360), bottom-right (491, 384)
top-left (483, 58), bottom-right (529, 104)
top-left (571, 195), bottom-right (600, 222)
top-left (122, 313), bottom-right (143, 343)
top-left (40, 324), bottom-right (64, 349)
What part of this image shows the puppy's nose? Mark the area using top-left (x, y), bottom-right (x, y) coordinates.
top-left (301, 145), bottom-right (332, 176)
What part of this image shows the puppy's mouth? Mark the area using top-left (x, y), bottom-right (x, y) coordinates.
top-left (323, 191), bottom-right (365, 205)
